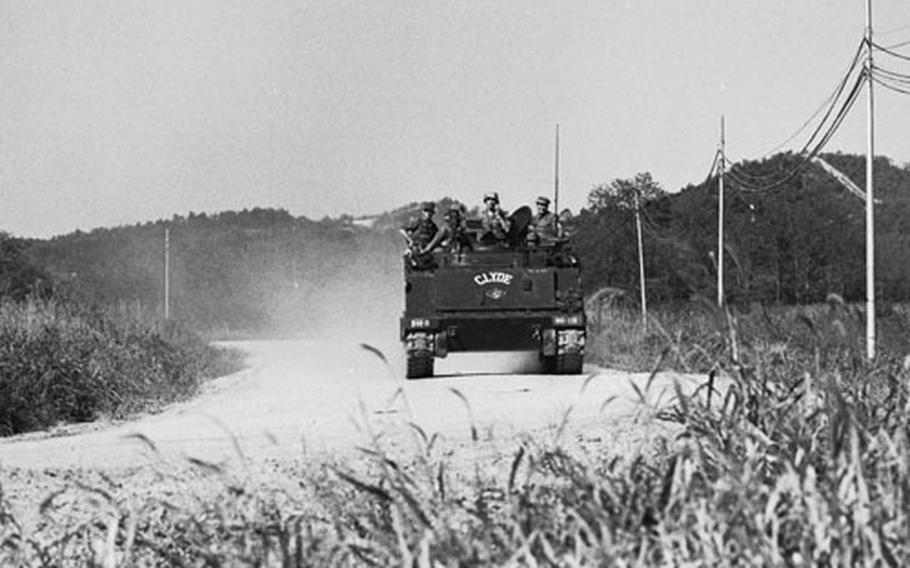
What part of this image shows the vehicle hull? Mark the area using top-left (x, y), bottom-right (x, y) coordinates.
top-left (400, 244), bottom-right (586, 378)
top-left (400, 313), bottom-right (584, 352)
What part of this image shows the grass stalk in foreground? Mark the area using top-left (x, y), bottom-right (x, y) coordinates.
top-left (3, 300), bottom-right (910, 564)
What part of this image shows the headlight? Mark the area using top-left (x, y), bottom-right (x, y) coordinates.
top-left (553, 314), bottom-right (583, 326)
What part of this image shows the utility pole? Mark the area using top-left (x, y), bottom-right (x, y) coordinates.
top-left (717, 116), bottom-right (725, 308)
top-left (634, 190), bottom-right (647, 326)
top-left (164, 225), bottom-right (170, 321)
top-left (865, 0), bottom-right (876, 359)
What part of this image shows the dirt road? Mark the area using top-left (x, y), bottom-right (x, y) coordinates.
top-left (0, 340), bottom-right (712, 470)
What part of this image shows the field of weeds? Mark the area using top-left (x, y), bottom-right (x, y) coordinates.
top-left (2, 298), bottom-right (910, 565)
top-left (0, 297), bottom-right (243, 436)
top-left (587, 295), bottom-right (910, 373)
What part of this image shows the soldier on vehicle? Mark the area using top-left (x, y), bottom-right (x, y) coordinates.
top-left (399, 201), bottom-right (438, 253)
top-left (480, 192), bottom-right (510, 243)
top-left (530, 196), bottom-right (561, 242)
top-left (422, 206), bottom-right (473, 254)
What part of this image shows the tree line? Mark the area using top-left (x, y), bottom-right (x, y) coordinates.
top-left (1, 151), bottom-right (906, 334)
top-left (22, 209), bottom-right (404, 334)
top-left (570, 152), bottom-right (910, 306)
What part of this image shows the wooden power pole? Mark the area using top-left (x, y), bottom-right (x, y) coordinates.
top-left (164, 225), bottom-right (170, 321)
top-left (634, 190), bottom-right (647, 326)
top-left (717, 116), bottom-right (725, 308)
top-left (865, 0), bottom-right (876, 359)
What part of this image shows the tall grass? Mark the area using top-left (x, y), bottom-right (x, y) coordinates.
top-left (0, 296), bottom-right (243, 436)
top-left (3, 299), bottom-right (910, 564)
top-left (586, 296), bottom-right (910, 374)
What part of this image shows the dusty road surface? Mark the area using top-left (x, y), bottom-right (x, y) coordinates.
top-left (0, 340), bottom-right (715, 470)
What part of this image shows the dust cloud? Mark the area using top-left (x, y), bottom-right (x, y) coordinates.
top-left (263, 232), bottom-right (406, 364)
top-left (257, 230), bottom-right (546, 378)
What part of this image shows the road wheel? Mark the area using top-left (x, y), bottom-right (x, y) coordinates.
top-left (406, 352), bottom-right (434, 379)
top-left (554, 353), bottom-right (583, 375)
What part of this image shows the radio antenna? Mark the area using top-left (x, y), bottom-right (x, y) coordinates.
top-left (554, 123), bottom-right (560, 216)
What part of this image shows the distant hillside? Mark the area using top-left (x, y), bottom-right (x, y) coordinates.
top-left (20, 151), bottom-right (910, 336)
top-left (27, 208), bottom-right (404, 336)
top-left (369, 197), bottom-right (476, 233)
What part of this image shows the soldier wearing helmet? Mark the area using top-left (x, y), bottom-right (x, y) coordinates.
top-left (530, 195), bottom-right (561, 242)
top-left (422, 205), bottom-right (473, 254)
top-left (399, 201), bottom-right (438, 253)
top-left (481, 192), bottom-right (510, 242)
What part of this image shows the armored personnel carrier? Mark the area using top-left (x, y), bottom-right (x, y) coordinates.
top-left (400, 206), bottom-right (586, 378)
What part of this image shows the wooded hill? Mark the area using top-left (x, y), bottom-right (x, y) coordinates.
top-left (25, 209), bottom-right (405, 335)
top-left (571, 152), bottom-right (910, 305)
top-left (13, 151), bottom-right (910, 333)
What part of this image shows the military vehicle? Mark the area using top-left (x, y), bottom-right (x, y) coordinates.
top-left (399, 205), bottom-right (586, 378)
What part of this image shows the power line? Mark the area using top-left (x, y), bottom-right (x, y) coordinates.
top-left (869, 52), bottom-right (910, 93)
top-left (792, 64), bottom-right (867, 160)
top-left (811, 68), bottom-right (867, 152)
top-left (873, 66), bottom-right (910, 82)
top-left (724, 156), bottom-right (795, 184)
top-left (702, 149), bottom-right (722, 185)
top-left (718, 42), bottom-right (868, 192)
top-left (872, 74), bottom-right (910, 95)
top-left (761, 39), bottom-right (867, 157)
top-left (692, 37), bottom-right (869, 198)
top-left (873, 41), bottom-right (910, 61)
top-left (638, 208), bottom-right (680, 245)
top-left (723, 68), bottom-right (868, 194)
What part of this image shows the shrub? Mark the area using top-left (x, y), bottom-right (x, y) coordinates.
top-left (0, 297), bottom-right (243, 436)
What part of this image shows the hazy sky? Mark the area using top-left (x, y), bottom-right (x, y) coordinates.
top-left (2, 1), bottom-right (909, 237)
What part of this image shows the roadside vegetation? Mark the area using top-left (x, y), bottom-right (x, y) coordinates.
top-left (0, 296), bottom-right (243, 436)
top-left (3, 300), bottom-right (910, 565)
top-left (586, 292), bottom-right (910, 373)
top-left (0, 232), bottom-right (244, 437)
